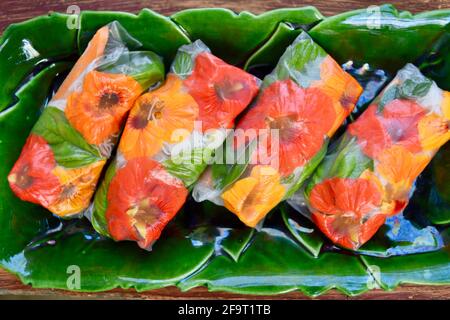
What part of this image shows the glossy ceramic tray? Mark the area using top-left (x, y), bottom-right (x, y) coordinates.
top-left (0, 4), bottom-right (449, 296)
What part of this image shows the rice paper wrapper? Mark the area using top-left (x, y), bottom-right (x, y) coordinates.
top-left (193, 32), bottom-right (363, 228)
top-left (90, 40), bottom-right (260, 250)
top-left (289, 63), bottom-right (450, 250)
top-left (7, 21), bottom-right (164, 218)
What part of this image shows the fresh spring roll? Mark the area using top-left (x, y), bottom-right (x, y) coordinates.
top-left (90, 40), bottom-right (260, 249)
top-left (8, 22), bottom-right (164, 217)
top-left (192, 33), bottom-right (363, 227)
top-left (290, 63), bottom-right (450, 250)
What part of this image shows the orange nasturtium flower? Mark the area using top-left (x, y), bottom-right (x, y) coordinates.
top-left (106, 157), bottom-right (188, 249)
top-left (65, 70), bottom-right (142, 146)
top-left (184, 52), bottom-right (259, 132)
top-left (375, 145), bottom-right (431, 215)
top-left (442, 91), bottom-right (450, 120)
top-left (8, 134), bottom-right (61, 207)
top-left (309, 177), bottom-right (386, 250)
top-left (237, 79), bottom-right (336, 177)
top-left (312, 55), bottom-right (363, 136)
top-left (119, 74), bottom-right (199, 160)
top-left (47, 161), bottom-right (106, 216)
top-left (221, 165), bottom-right (286, 227)
top-left (53, 26), bottom-right (109, 101)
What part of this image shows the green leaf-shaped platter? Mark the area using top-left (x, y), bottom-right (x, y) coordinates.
top-left (0, 4), bottom-right (449, 297)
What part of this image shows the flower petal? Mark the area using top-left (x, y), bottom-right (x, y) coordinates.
top-left (119, 75), bottom-right (198, 160)
top-left (418, 113), bottom-right (450, 151)
top-left (312, 55), bottom-right (362, 136)
top-left (53, 26), bottom-right (109, 101)
top-left (8, 134), bottom-right (61, 207)
top-left (237, 80), bottom-right (336, 176)
top-left (381, 99), bottom-right (426, 153)
top-left (309, 177), bottom-right (384, 250)
top-left (106, 158), bottom-right (188, 249)
top-left (48, 160), bottom-right (105, 216)
top-left (184, 52), bottom-right (259, 131)
top-left (348, 104), bottom-right (392, 158)
top-left (222, 165), bottom-right (285, 227)
top-left (65, 71), bottom-right (142, 145)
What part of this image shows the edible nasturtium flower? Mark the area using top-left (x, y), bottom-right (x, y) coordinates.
top-left (184, 52), bottom-right (259, 132)
top-left (349, 99), bottom-right (428, 159)
top-left (443, 91), bottom-right (450, 120)
top-left (119, 74), bottom-right (199, 160)
top-left (8, 134), bottom-right (60, 207)
top-left (348, 104), bottom-right (392, 158)
top-left (106, 157), bottom-right (188, 249)
top-left (237, 79), bottom-right (336, 177)
top-left (65, 70), bottom-right (142, 146)
top-left (53, 26), bottom-right (109, 101)
top-left (418, 113), bottom-right (450, 151)
top-left (358, 169), bottom-right (396, 217)
top-left (312, 55), bottom-right (363, 136)
top-left (221, 165), bottom-right (285, 227)
top-left (47, 160), bottom-right (106, 217)
top-left (309, 177), bottom-right (386, 250)
top-left (375, 145), bottom-right (430, 215)
top-left (381, 99), bottom-right (425, 153)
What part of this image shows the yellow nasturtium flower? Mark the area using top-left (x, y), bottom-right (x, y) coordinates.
top-left (48, 160), bottom-right (105, 217)
top-left (221, 165), bottom-right (285, 227)
top-left (418, 113), bottom-right (450, 151)
top-left (442, 91), bottom-right (450, 121)
top-left (374, 145), bottom-right (430, 215)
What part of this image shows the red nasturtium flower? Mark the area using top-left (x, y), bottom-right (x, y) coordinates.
top-left (65, 70), bottom-right (142, 146)
top-left (349, 99), bottom-right (427, 158)
top-left (381, 99), bottom-right (426, 153)
top-left (309, 177), bottom-right (386, 250)
top-left (106, 158), bottom-right (188, 249)
top-left (8, 134), bottom-right (61, 207)
top-left (348, 104), bottom-right (392, 158)
top-left (237, 79), bottom-right (336, 176)
top-left (184, 52), bottom-right (259, 132)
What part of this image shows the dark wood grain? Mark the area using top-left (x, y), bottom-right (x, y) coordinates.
top-left (0, 0), bottom-right (449, 33)
top-left (1, 0), bottom-right (450, 300)
top-left (1, 268), bottom-right (450, 300)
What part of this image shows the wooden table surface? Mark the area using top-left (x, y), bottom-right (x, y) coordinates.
top-left (1, 0), bottom-right (450, 300)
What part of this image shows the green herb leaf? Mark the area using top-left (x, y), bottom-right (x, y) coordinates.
top-left (211, 138), bottom-right (257, 192)
top-left (284, 140), bottom-right (329, 199)
top-left (171, 50), bottom-right (194, 79)
top-left (91, 161), bottom-right (117, 237)
top-left (32, 106), bottom-right (104, 168)
top-left (99, 51), bottom-right (165, 90)
top-left (305, 133), bottom-right (373, 197)
top-left (377, 84), bottom-right (399, 112)
top-left (164, 148), bottom-right (211, 188)
top-left (264, 32), bottom-right (325, 88)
